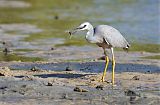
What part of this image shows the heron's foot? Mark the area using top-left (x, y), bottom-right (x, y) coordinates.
top-left (111, 84), bottom-right (117, 87)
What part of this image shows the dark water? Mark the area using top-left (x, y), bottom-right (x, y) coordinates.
top-left (10, 62), bottom-right (160, 73)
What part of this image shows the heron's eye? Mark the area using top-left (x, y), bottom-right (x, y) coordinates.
top-left (83, 25), bottom-right (86, 28)
top-left (79, 25), bottom-right (87, 29)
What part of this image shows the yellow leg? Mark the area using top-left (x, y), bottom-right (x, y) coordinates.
top-left (101, 56), bottom-right (109, 82)
top-left (112, 58), bottom-right (115, 85)
top-left (111, 48), bottom-right (115, 85)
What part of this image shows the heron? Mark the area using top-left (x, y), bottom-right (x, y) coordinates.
top-left (69, 22), bottom-right (130, 85)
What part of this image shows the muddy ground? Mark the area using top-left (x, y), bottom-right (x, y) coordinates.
top-left (0, 61), bottom-right (159, 105)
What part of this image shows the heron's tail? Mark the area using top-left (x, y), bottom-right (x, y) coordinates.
top-left (123, 44), bottom-right (130, 52)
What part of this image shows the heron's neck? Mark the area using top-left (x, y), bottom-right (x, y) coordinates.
top-left (85, 26), bottom-right (97, 43)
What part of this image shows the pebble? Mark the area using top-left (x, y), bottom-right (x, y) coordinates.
top-left (0, 67), bottom-right (12, 76)
top-left (96, 85), bottom-right (104, 90)
top-left (73, 87), bottom-right (88, 92)
top-left (132, 75), bottom-right (140, 80)
top-left (65, 66), bottom-right (73, 71)
top-left (30, 66), bottom-right (42, 72)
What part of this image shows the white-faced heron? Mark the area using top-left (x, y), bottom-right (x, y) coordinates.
top-left (69, 22), bottom-right (130, 85)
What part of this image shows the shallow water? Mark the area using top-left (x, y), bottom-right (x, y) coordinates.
top-left (9, 62), bottom-right (160, 73)
top-left (0, 0), bottom-right (159, 61)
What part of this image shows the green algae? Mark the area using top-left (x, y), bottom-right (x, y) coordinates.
top-left (142, 55), bottom-right (160, 59)
top-left (129, 43), bottom-right (160, 53)
top-left (113, 43), bottom-right (160, 53)
top-left (55, 38), bottom-right (90, 47)
top-left (14, 49), bottom-right (35, 52)
top-left (0, 52), bottom-right (44, 62)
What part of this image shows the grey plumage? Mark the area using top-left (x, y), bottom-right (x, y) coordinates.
top-left (94, 25), bottom-right (130, 49)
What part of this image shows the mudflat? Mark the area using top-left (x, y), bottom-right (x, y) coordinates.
top-left (0, 61), bottom-right (159, 105)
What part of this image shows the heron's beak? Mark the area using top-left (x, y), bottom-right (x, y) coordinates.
top-left (68, 27), bottom-right (80, 39)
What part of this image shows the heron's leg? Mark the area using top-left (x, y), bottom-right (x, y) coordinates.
top-left (101, 48), bottom-right (109, 82)
top-left (111, 48), bottom-right (115, 85)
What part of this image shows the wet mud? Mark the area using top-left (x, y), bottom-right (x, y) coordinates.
top-left (0, 61), bottom-right (159, 105)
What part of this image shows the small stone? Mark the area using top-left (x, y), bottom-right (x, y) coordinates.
top-left (125, 89), bottom-right (140, 97)
top-left (54, 15), bottom-right (59, 20)
top-left (147, 70), bottom-right (151, 73)
top-left (130, 96), bottom-right (137, 104)
top-left (61, 93), bottom-right (68, 99)
top-left (0, 67), bottom-right (12, 77)
top-left (0, 86), bottom-right (7, 90)
top-left (46, 82), bottom-right (53, 86)
top-left (51, 47), bottom-right (55, 50)
top-left (132, 75), bottom-right (140, 80)
top-left (97, 56), bottom-right (105, 60)
top-left (2, 42), bottom-right (6, 45)
top-left (90, 78), bottom-right (96, 81)
top-left (96, 85), bottom-right (104, 90)
top-left (65, 66), bottom-right (73, 71)
top-left (30, 66), bottom-right (42, 72)
top-left (21, 85), bottom-right (27, 88)
top-left (73, 87), bottom-right (88, 92)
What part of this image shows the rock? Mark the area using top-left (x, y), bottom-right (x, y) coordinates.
top-left (65, 66), bottom-right (73, 71)
top-left (30, 66), bottom-right (42, 72)
top-left (96, 85), bottom-right (104, 90)
top-left (129, 96), bottom-right (137, 104)
top-left (132, 75), bottom-right (140, 80)
top-left (147, 70), bottom-right (151, 73)
top-left (51, 47), bottom-right (55, 50)
top-left (73, 87), bottom-right (88, 92)
top-left (0, 86), bottom-right (7, 90)
top-left (54, 15), bottom-right (59, 20)
top-left (61, 93), bottom-right (68, 99)
top-left (97, 56), bottom-right (106, 60)
top-left (90, 78), bottom-right (96, 81)
top-left (46, 82), bottom-right (53, 86)
top-left (125, 89), bottom-right (140, 97)
top-left (0, 67), bottom-right (12, 76)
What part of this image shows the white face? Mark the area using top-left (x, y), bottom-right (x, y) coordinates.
top-left (77, 22), bottom-right (90, 31)
top-left (69, 22), bottom-right (91, 36)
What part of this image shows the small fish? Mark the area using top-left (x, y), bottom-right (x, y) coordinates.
top-left (68, 30), bottom-right (77, 39)
top-left (69, 31), bottom-right (72, 39)
top-left (69, 31), bottom-right (72, 35)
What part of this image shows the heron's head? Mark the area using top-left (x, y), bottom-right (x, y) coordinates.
top-left (69, 22), bottom-right (92, 38)
top-left (77, 22), bottom-right (91, 31)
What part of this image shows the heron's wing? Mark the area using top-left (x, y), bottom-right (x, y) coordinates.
top-left (94, 25), bottom-right (130, 48)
